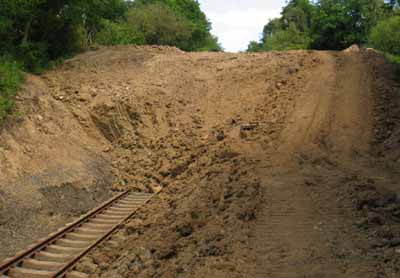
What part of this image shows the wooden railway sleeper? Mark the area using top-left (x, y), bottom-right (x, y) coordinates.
top-left (0, 190), bottom-right (156, 278)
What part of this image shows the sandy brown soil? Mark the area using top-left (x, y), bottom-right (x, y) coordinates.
top-left (1, 45), bottom-right (400, 277)
top-left (0, 76), bottom-right (114, 258)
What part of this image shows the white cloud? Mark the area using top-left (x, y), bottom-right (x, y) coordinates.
top-left (199, 1), bottom-right (285, 52)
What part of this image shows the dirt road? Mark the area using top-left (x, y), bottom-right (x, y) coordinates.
top-left (1, 46), bottom-right (400, 277)
top-left (249, 52), bottom-right (378, 277)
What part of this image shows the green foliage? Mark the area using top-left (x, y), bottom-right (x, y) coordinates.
top-left (97, 0), bottom-right (222, 51)
top-left (0, 0), bottom-right (220, 72)
top-left (0, 0), bottom-right (129, 69)
top-left (312, 0), bottom-right (386, 50)
top-left (95, 20), bottom-right (145, 46)
top-left (369, 16), bottom-right (400, 55)
top-left (0, 56), bottom-right (23, 123)
top-left (0, 0), bottom-right (221, 122)
top-left (248, 0), bottom-right (398, 53)
top-left (262, 19), bottom-right (283, 42)
top-left (264, 24), bottom-right (313, 51)
top-left (247, 41), bottom-right (264, 52)
top-left (248, 0), bottom-right (315, 51)
top-left (386, 54), bottom-right (400, 65)
top-left (311, 0), bottom-right (353, 50)
top-left (0, 0), bottom-right (221, 121)
top-left (16, 42), bottom-right (49, 73)
top-left (281, 0), bottom-right (316, 32)
top-left (129, 0), bottom-right (220, 51)
top-left (0, 0), bottom-right (221, 120)
top-left (133, 0), bottom-right (211, 33)
top-left (126, 3), bottom-right (194, 50)
top-left (197, 35), bottom-right (223, 52)
top-left (384, 53), bottom-right (400, 82)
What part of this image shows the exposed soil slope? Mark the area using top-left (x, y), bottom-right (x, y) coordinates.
top-left (0, 76), bottom-right (113, 258)
top-left (1, 46), bottom-right (400, 277)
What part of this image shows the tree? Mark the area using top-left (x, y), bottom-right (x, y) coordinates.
top-left (250, 1), bottom-right (314, 51)
top-left (95, 19), bottom-right (145, 46)
top-left (369, 16), bottom-right (400, 55)
top-left (0, 0), bottom-right (222, 122)
top-left (198, 34), bottom-right (223, 52)
top-left (312, 0), bottom-right (386, 49)
top-left (247, 41), bottom-right (264, 52)
top-left (79, 0), bottom-right (127, 44)
top-left (131, 0), bottom-right (220, 51)
top-left (311, 0), bottom-right (352, 49)
top-left (0, 0), bottom-right (221, 72)
top-left (248, 0), bottom-right (391, 52)
top-left (281, 0), bottom-right (316, 32)
top-left (264, 23), bottom-right (312, 51)
top-left (126, 3), bottom-right (194, 50)
top-left (0, 0), bottom-right (44, 50)
top-left (262, 18), bottom-right (283, 43)
top-left (0, 0), bottom-right (129, 71)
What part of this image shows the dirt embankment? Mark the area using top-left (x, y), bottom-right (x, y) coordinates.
top-left (1, 45), bottom-right (400, 277)
top-left (0, 76), bottom-right (114, 258)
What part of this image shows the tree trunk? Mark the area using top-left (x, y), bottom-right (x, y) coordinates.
top-left (22, 19), bottom-right (32, 44)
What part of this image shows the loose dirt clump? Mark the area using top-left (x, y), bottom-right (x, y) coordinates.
top-left (76, 144), bottom-right (263, 278)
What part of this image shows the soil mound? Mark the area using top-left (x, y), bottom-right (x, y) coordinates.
top-left (2, 46), bottom-right (400, 277)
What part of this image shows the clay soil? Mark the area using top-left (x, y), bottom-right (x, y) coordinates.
top-left (2, 46), bottom-right (400, 277)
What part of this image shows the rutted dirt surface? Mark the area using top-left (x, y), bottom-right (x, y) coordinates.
top-left (2, 45), bottom-right (400, 277)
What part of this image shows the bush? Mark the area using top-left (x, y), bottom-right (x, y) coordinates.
top-left (264, 24), bottom-right (312, 51)
top-left (247, 41), bottom-right (265, 52)
top-left (126, 3), bottom-right (194, 50)
top-left (0, 57), bottom-right (23, 123)
top-left (386, 53), bottom-right (400, 65)
top-left (197, 34), bottom-right (223, 52)
top-left (369, 16), bottom-right (400, 55)
top-left (95, 20), bottom-right (145, 46)
top-left (132, 0), bottom-right (215, 51)
top-left (17, 42), bottom-right (49, 74)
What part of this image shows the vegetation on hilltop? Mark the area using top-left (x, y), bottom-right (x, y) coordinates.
top-left (248, 0), bottom-right (400, 57)
top-left (369, 16), bottom-right (400, 56)
top-left (0, 57), bottom-right (23, 123)
top-left (0, 0), bottom-right (221, 124)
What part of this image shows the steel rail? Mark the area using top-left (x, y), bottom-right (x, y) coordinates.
top-left (0, 190), bottom-right (132, 277)
top-left (54, 192), bottom-right (157, 278)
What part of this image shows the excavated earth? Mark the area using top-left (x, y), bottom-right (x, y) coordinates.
top-left (1, 45), bottom-right (400, 277)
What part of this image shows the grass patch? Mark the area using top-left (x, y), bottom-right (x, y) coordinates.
top-left (0, 56), bottom-right (24, 124)
top-left (385, 53), bottom-right (400, 65)
top-left (377, 52), bottom-right (400, 83)
top-left (386, 54), bottom-right (400, 83)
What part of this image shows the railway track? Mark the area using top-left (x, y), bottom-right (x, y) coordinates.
top-left (0, 190), bottom-right (154, 278)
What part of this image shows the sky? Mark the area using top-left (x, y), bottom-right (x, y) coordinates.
top-left (198, 0), bottom-right (286, 52)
